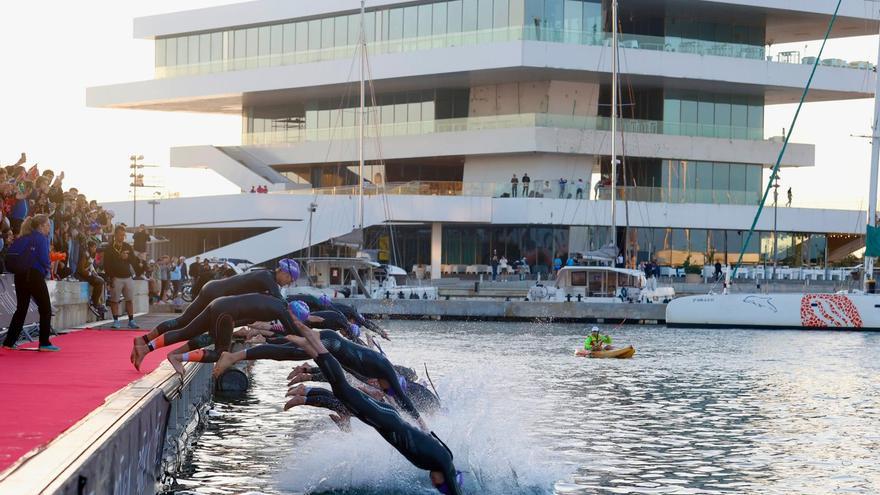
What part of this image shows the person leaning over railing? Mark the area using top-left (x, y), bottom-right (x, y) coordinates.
top-left (1, 215), bottom-right (57, 351)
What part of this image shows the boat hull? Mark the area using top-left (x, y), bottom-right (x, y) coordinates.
top-left (666, 293), bottom-right (880, 330)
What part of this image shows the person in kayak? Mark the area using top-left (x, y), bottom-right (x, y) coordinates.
top-left (130, 258), bottom-right (300, 370)
top-left (576, 326), bottom-right (614, 357)
top-left (282, 319), bottom-right (464, 495)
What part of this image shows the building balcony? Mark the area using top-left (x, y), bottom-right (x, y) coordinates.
top-left (154, 26), bottom-right (876, 80)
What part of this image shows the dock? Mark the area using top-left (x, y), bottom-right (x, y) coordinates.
top-left (0, 313), bottom-right (214, 495)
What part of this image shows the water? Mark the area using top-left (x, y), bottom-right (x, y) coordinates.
top-left (168, 321), bottom-right (880, 495)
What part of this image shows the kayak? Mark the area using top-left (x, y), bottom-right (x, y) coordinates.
top-left (576, 345), bottom-right (635, 359)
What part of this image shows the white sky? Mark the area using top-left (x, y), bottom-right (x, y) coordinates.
top-left (0, 1), bottom-right (877, 208)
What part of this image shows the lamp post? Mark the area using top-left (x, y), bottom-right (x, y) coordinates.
top-left (129, 155), bottom-right (144, 226)
top-left (307, 202), bottom-right (317, 259)
top-left (148, 194), bottom-right (160, 237)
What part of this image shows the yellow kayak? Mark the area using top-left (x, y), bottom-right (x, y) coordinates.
top-left (576, 345), bottom-right (635, 359)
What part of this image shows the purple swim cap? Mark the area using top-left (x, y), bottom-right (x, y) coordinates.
top-left (288, 300), bottom-right (310, 321)
top-left (278, 258), bottom-right (300, 282)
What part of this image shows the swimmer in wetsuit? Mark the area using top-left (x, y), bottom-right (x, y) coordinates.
top-left (212, 326), bottom-right (425, 426)
top-left (130, 258), bottom-right (301, 370)
top-left (287, 293), bottom-right (389, 342)
top-left (289, 363), bottom-right (442, 414)
top-left (283, 320), bottom-right (464, 495)
top-left (133, 293), bottom-right (304, 377)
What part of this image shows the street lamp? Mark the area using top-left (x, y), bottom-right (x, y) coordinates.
top-left (148, 192), bottom-right (161, 236)
top-left (307, 202), bottom-right (317, 259)
top-left (129, 155), bottom-right (144, 226)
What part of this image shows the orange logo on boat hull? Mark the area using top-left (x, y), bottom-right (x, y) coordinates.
top-left (800, 294), bottom-right (863, 328)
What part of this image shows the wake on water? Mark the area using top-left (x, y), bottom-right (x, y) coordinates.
top-left (275, 364), bottom-right (570, 494)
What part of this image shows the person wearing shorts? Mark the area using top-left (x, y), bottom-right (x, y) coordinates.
top-left (104, 224), bottom-right (139, 329)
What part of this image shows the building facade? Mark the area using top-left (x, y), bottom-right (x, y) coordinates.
top-left (89, 0), bottom-right (878, 275)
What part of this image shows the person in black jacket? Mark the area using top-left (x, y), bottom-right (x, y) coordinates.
top-left (104, 224), bottom-right (139, 329)
top-left (132, 224), bottom-right (150, 261)
top-left (2, 215), bottom-right (56, 351)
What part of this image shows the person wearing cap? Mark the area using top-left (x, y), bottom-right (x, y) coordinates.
top-left (585, 326), bottom-right (613, 352)
top-left (131, 258), bottom-right (300, 371)
top-left (135, 292), bottom-right (309, 378)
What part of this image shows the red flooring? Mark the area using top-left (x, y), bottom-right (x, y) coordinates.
top-left (0, 329), bottom-right (173, 472)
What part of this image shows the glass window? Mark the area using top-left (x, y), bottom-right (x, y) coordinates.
top-left (422, 100), bottom-right (436, 120)
top-left (348, 14), bottom-right (360, 45)
top-left (478, 0), bottom-right (493, 30)
top-left (713, 163), bottom-right (730, 201)
top-left (394, 102), bottom-right (408, 123)
top-left (322, 18), bottom-right (335, 49)
top-left (177, 36), bottom-right (188, 65)
top-left (748, 98), bottom-right (763, 138)
top-left (730, 96), bottom-right (748, 139)
top-left (695, 161), bottom-right (712, 190)
top-left (271, 24), bottom-right (283, 55)
top-left (375, 10), bottom-right (388, 42)
top-left (155, 39), bottom-right (166, 67)
top-left (680, 97), bottom-right (698, 135)
top-left (525, 0), bottom-right (543, 39)
top-left (663, 96), bottom-right (680, 134)
top-left (463, 0), bottom-right (478, 31)
top-left (211, 32), bottom-right (223, 61)
top-left (283, 23), bottom-right (295, 53)
top-left (494, 0), bottom-right (510, 28)
top-left (698, 98), bottom-right (714, 137)
top-left (335, 15), bottom-right (348, 46)
top-left (308, 19), bottom-right (321, 50)
top-left (246, 28), bottom-right (259, 58)
top-left (404, 6), bottom-right (418, 38)
top-left (434, 2), bottom-right (448, 35)
top-left (545, 0), bottom-right (564, 36)
top-left (165, 37), bottom-right (178, 66)
top-left (746, 165), bottom-right (762, 192)
top-left (188, 35), bottom-right (199, 65)
top-left (564, 0), bottom-right (582, 31)
top-left (199, 34), bottom-right (211, 63)
top-left (448, 1), bottom-right (463, 33)
top-left (583, 0), bottom-right (601, 38)
top-left (729, 163), bottom-right (746, 192)
top-left (389, 8), bottom-right (404, 40)
top-left (258, 26), bottom-right (270, 59)
top-left (419, 4), bottom-right (433, 36)
top-left (297, 22), bottom-right (309, 52)
top-left (364, 11), bottom-right (376, 42)
top-left (714, 95), bottom-right (731, 138)
top-left (510, 0), bottom-right (525, 27)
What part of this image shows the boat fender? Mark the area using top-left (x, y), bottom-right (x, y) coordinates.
top-left (620, 287), bottom-right (628, 300)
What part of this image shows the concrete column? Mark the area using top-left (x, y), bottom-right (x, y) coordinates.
top-left (431, 222), bottom-right (442, 280)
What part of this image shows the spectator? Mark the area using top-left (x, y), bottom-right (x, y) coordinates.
top-left (490, 249), bottom-right (499, 281)
top-left (133, 224), bottom-right (150, 261)
top-left (158, 255), bottom-right (171, 302)
top-left (0, 229), bottom-right (10, 272)
top-left (10, 181), bottom-right (31, 235)
top-left (170, 257), bottom-right (183, 298)
top-left (787, 187), bottom-right (792, 207)
top-left (553, 255), bottom-right (562, 275)
top-left (575, 178), bottom-right (585, 199)
top-left (542, 180), bottom-right (552, 197)
top-left (558, 178), bottom-right (568, 198)
top-left (714, 261), bottom-right (723, 281)
top-left (250, 186), bottom-right (256, 193)
top-left (189, 256), bottom-right (201, 281)
top-left (178, 256), bottom-right (189, 281)
top-left (2, 215), bottom-right (56, 351)
top-left (104, 224), bottom-right (139, 329)
top-left (76, 240), bottom-right (105, 310)
top-left (510, 174), bottom-right (518, 197)
top-left (521, 173), bottom-right (531, 197)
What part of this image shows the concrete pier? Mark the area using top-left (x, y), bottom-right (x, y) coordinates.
top-left (346, 299), bottom-right (666, 323)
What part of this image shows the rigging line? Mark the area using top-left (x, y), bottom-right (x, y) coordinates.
top-left (728, 0), bottom-right (843, 282)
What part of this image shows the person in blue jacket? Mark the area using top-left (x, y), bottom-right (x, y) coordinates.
top-left (1, 214), bottom-right (57, 351)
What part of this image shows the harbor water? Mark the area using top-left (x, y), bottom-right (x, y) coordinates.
top-left (167, 321), bottom-right (880, 495)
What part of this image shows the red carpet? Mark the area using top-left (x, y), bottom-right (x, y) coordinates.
top-left (0, 329), bottom-right (174, 472)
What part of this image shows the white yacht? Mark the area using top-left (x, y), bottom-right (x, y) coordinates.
top-left (528, 265), bottom-right (674, 304)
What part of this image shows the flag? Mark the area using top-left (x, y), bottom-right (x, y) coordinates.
top-left (25, 164), bottom-right (39, 181)
top-left (866, 224), bottom-right (880, 257)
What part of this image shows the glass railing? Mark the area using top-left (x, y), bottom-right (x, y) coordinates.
top-left (281, 180), bottom-right (761, 206)
top-left (242, 112), bottom-right (764, 145)
top-left (155, 25), bottom-right (875, 79)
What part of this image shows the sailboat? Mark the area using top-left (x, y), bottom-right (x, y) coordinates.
top-left (527, 0), bottom-right (674, 305)
top-left (292, 1), bottom-right (437, 301)
top-left (666, 18), bottom-right (880, 330)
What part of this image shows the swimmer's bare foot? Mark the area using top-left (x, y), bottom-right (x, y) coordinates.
top-left (212, 351), bottom-right (238, 379)
top-left (167, 354), bottom-right (185, 378)
top-left (283, 396), bottom-right (306, 411)
top-left (330, 413), bottom-right (351, 431)
top-left (132, 343), bottom-right (149, 371)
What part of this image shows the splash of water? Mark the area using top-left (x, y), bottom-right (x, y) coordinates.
top-left (275, 364), bottom-right (570, 494)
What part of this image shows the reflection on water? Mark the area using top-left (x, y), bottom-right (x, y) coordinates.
top-left (167, 322), bottom-right (880, 495)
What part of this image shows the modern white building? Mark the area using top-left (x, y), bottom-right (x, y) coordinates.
top-left (88, 0), bottom-right (879, 277)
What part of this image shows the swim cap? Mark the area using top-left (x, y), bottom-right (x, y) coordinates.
top-left (436, 471), bottom-right (464, 494)
top-left (319, 293), bottom-right (332, 307)
top-left (349, 323), bottom-right (361, 338)
top-left (288, 300), bottom-right (310, 321)
top-left (278, 258), bottom-right (300, 282)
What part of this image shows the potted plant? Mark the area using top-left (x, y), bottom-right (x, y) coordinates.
top-left (682, 255), bottom-right (702, 283)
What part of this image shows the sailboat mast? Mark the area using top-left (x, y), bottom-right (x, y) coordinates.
top-left (358, 0), bottom-right (366, 231)
top-left (610, 0), bottom-right (618, 252)
top-left (865, 28), bottom-right (880, 290)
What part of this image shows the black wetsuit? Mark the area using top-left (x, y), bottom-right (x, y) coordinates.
top-left (302, 386), bottom-right (349, 416)
top-left (155, 293), bottom-right (294, 362)
top-left (303, 365), bottom-right (441, 414)
top-left (287, 293), bottom-right (332, 312)
top-left (153, 270), bottom-right (283, 337)
top-left (245, 330), bottom-right (422, 421)
top-left (331, 302), bottom-right (381, 333)
top-left (311, 310), bottom-right (361, 341)
top-left (314, 352), bottom-right (461, 495)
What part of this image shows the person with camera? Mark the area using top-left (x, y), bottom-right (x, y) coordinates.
top-left (104, 224), bottom-right (139, 329)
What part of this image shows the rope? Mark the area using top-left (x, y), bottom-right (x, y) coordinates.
top-left (729, 0), bottom-right (843, 281)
